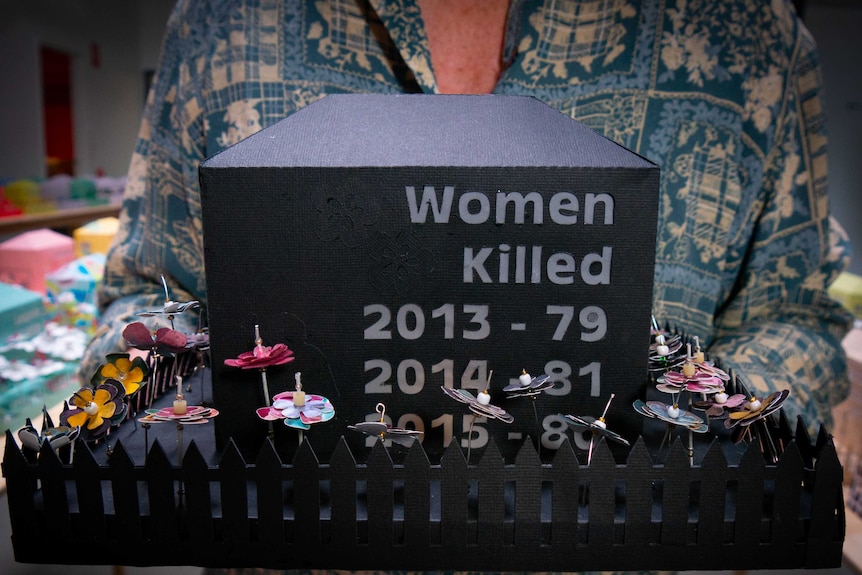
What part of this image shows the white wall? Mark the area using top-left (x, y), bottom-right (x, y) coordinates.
top-left (0, 0), bottom-right (174, 181)
top-left (805, 2), bottom-right (862, 275)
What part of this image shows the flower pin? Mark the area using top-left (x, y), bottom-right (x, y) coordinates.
top-left (123, 321), bottom-right (188, 409)
top-left (441, 370), bottom-right (514, 424)
top-left (656, 342), bottom-right (729, 394)
top-left (692, 388), bottom-right (746, 418)
top-left (123, 322), bottom-right (189, 356)
top-left (502, 369), bottom-right (553, 399)
top-left (633, 399), bottom-right (708, 431)
top-left (256, 372), bottom-right (335, 443)
top-left (349, 403), bottom-right (424, 447)
top-left (223, 325), bottom-right (295, 370)
top-left (93, 353), bottom-right (149, 398)
top-left (724, 389), bottom-right (790, 433)
top-left (502, 369), bottom-right (554, 457)
top-left (723, 387), bottom-right (790, 461)
top-left (60, 381), bottom-right (127, 441)
top-left (18, 406), bottom-right (80, 455)
top-left (648, 317), bottom-right (685, 372)
top-left (562, 393), bottom-right (630, 464)
top-left (138, 378), bottom-right (220, 426)
top-left (441, 371), bottom-right (511, 462)
top-left (137, 275), bottom-right (199, 329)
top-left (225, 324), bottom-right (295, 436)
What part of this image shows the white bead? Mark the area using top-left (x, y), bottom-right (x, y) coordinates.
top-left (749, 399), bottom-right (762, 411)
top-left (477, 391), bottom-right (491, 405)
top-left (83, 402), bottom-right (100, 416)
top-left (656, 344), bottom-right (670, 356)
top-left (667, 405), bottom-right (680, 419)
top-left (714, 392), bottom-right (728, 404)
top-left (519, 373), bottom-right (532, 386)
top-left (593, 419), bottom-right (607, 429)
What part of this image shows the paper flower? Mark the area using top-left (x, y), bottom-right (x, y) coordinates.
top-left (137, 299), bottom-right (199, 318)
top-left (564, 413), bottom-right (630, 445)
top-left (256, 374), bottom-right (335, 431)
top-left (657, 370), bottom-right (726, 394)
top-left (224, 339), bottom-right (294, 369)
top-left (502, 370), bottom-right (553, 399)
top-left (95, 353), bottom-right (148, 396)
top-left (349, 403), bottom-right (424, 446)
top-left (60, 381), bottom-right (127, 439)
top-left (655, 338), bottom-right (729, 395)
top-left (648, 321), bottom-right (685, 372)
top-left (18, 409), bottom-right (80, 453)
top-left (123, 322), bottom-right (189, 355)
top-left (185, 329), bottom-right (210, 351)
top-left (633, 399), bottom-right (708, 433)
top-left (692, 390), bottom-right (746, 418)
top-left (563, 393), bottom-right (629, 442)
top-left (441, 386), bottom-right (514, 423)
top-left (138, 404), bottom-right (219, 424)
top-left (137, 275), bottom-right (200, 326)
top-left (225, 325), bottom-right (295, 432)
top-left (724, 389), bottom-right (790, 430)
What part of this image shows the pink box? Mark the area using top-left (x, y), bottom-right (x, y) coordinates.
top-left (0, 228), bottom-right (76, 294)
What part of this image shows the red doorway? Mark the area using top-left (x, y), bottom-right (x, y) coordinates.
top-left (41, 46), bottom-right (75, 176)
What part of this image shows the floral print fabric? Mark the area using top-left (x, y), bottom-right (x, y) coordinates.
top-left (82, 0), bottom-right (853, 431)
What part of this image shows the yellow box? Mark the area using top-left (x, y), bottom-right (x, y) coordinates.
top-left (73, 217), bottom-right (119, 257)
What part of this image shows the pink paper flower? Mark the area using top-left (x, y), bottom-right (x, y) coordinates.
top-left (692, 391), bottom-right (746, 418)
top-left (224, 341), bottom-right (294, 369)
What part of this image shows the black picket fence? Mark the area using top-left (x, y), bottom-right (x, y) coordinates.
top-left (2, 413), bottom-right (845, 571)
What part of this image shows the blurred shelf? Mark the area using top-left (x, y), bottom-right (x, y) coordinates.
top-left (0, 204), bottom-right (120, 234)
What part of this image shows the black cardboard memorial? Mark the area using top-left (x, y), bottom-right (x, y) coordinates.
top-left (2, 94), bottom-right (846, 570)
top-left (199, 93), bottom-right (660, 463)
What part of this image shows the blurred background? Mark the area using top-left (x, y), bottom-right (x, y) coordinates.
top-left (0, 1), bottom-right (860, 574)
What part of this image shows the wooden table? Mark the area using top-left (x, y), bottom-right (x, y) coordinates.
top-left (0, 204), bottom-right (120, 235)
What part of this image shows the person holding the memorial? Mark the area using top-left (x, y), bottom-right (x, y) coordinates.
top-left (82, 0), bottom-right (853, 434)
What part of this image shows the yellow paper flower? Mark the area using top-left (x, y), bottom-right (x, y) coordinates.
top-left (66, 386), bottom-right (119, 431)
top-left (100, 356), bottom-right (146, 396)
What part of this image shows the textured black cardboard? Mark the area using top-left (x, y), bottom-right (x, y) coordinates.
top-left (199, 94), bottom-right (659, 462)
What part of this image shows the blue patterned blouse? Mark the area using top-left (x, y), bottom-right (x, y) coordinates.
top-left (83, 0), bottom-right (853, 431)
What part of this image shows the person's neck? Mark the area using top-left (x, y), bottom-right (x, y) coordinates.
top-left (418, 0), bottom-right (510, 94)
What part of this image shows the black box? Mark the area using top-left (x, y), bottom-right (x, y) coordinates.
top-left (200, 94), bottom-right (659, 461)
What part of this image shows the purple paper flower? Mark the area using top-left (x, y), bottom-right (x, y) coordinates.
top-left (692, 390), bottom-right (746, 418)
top-left (123, 321), bottom-right (189, 355)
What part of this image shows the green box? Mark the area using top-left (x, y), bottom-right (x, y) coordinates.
top-left (0, 282), bottom-right (44, 342)
top-left (829, 272), bottom-right (862, 319)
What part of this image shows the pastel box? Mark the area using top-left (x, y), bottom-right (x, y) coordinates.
top-left (45, 253), bottom-right (106, 307)
top-left (73, 217), bottom-right (119, 257)
top-left (0, 281), bottom-right (45, 342)
top-left (0, 228), bottom-right (76, 294)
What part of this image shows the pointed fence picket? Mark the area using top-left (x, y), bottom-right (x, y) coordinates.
top-left (1, 418), bottom-right (845, 571)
